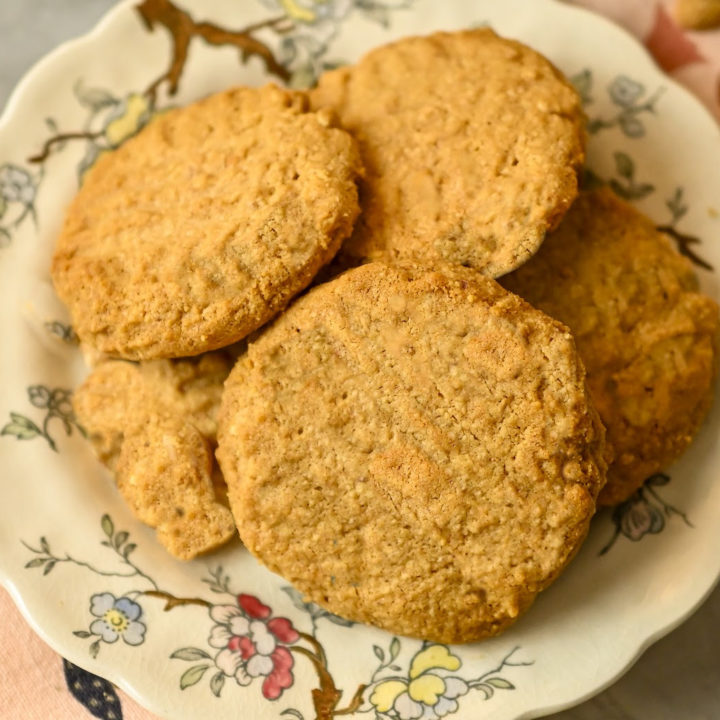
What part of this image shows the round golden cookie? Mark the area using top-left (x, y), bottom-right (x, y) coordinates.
top-left (52, 84), bottom-right (363, 360)
top-left (218, 263), bottom-right (607, 642)
top-left (502, 188), bottom-right (719, 506)
top-left (310, 29), bottom-right (585, 278)
top-left (73, 353), bottom-right (236, 559)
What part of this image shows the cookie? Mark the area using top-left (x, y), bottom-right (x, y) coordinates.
top-left (674, 0), bottom-right (720, 29)
top-left (52, 84), bottom-right (363, 360)
top-left (73, 353), bottom-right (235, 559)
top-left (310, 29), bottom-right (585, 278)
top-left (74, 352), bottom-right (231, 467)
top-left (218, 262), bottom-right (607, 642)
top-left (115, 418), bottom-right (233, 561)
top-left (502, 188), bottom-right (719, 506)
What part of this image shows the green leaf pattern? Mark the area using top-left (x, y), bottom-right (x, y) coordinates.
top-left (171, 648), bottom-right (212, 661)
top-left (1, 412), bottom-right (41, 441)
top-left (2, 385), bottom-right (84, 452)
top-left (180, 665), bottom-right (210, 690)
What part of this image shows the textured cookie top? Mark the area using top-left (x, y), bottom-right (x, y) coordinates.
top-left (310, 29), bottom-right (585, 278)
top-left (74, 353), bottom-right (235, 559)
top-left (218, 263), bottom-right (606, 642)
top-left (53, 84), bottom-right (363, 360)
top-left (74, 353), bottom-right (231, 468)
top-left (503, 189), bottom-right (719, 505)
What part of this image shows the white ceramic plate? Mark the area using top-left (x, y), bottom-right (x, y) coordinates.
top-left (1, 1), bottom-right (719, 718)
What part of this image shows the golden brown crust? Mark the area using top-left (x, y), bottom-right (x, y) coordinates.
top-left (73, 353), bottom-right (235, 559)
top-left (310, 29), bottom-right (585, 278)
top-left (116, 418), bottom-right (235, 560)
top-left (674, 0), bottom-right (720, 29)
top-left (502, 188), bottom-right (720, 505)
top-left (53, 84), bottom-right (363, 360)
top-left (218, 262), bottom-right (606, 642)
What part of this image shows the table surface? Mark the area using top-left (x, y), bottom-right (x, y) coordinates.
top-left (1, 2), bottom-right (719, 719)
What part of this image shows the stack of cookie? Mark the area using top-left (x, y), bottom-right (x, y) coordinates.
top-left (56, 29), bottom-right (719, 643)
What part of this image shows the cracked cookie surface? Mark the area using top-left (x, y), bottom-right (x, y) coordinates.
top-left (218, 262), bottom-right (606, 642)
top-left (73, 353), bottom-right (235, 559)
top-left (53, 84), bottom-right (362, 359)
top-left (310, 29), bottom-right (585, 278)
top-left (503, 188), bottom-right (719, 505)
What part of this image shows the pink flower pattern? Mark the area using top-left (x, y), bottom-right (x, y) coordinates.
top-left (209, 594), bottom-right (299, 699)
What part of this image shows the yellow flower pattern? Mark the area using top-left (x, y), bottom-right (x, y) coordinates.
top-left (104, 94), bottom-right (152, 147)
top-left (409, 645), bottom-right (461, 678)
top-left (368, 642), bottom-right (528, 719)
top-left (259, 0), bottom-right (413, 86)
top-left (371, 680), bottom-right (408, 713)
top-left (279, 0), bottom-right (322, 23)
top-left (370, 645), bottom-right (469, 720)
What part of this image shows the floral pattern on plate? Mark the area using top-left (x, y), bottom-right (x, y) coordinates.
top-left (23, 515), bottom-right (532, 719)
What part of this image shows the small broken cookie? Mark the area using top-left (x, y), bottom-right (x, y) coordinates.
top-left (73, 352), bottom-right (235, 559)
top-left (74, 351), bottom-right (231, 467)
top-left (117, 418), bottom-right (235, 560)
